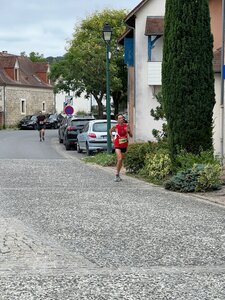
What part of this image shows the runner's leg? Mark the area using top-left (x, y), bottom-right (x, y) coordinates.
top-left (115, 149), bottom-right (123, 176)
top-left (39, 128), bottom-right (42, 141)
top-left (42, 128), bottom-right (45, 141)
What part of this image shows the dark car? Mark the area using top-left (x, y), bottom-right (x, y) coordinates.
top-left (18, 115), bottom-right (32, 129)
top-left (58, 116), bottom-right (94, 150)
top-left (45, 113), bottom-right (63, 129)
top-left (19, 115), bottom-right (38, 130)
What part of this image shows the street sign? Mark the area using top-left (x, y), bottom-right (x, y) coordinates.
top-left (64, 105), bottom-right (74, 115)
top-left (65, 95), bottom-right (73, 105)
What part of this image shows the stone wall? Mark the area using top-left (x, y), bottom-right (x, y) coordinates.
top-left (5, 86), bottom-right (54, 126)
top-left (0, 87), bottom-right (4, 127)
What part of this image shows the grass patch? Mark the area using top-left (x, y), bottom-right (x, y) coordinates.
top-left (83, 152), bottom-right (117, 167)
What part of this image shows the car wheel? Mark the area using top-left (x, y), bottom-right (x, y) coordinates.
top-left (77, 142), bottom-right (83, 153)
top-left (86, 143), bottom-right (93, 156)
top-left (65, 140), bottom-right (71, 150)
top-left (59, 135), bottom-right (63, 143)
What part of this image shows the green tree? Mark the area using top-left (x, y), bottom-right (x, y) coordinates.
top-left (150, 92), bottom-right (167, 141)
top-left (49, 9), bottom-right (127, 118)
top-left (20, 51), bottom-right (47, 62)
top-left (162, 0), bottom-right (215, 158)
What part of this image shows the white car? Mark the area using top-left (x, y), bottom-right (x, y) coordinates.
top-left (77, 119), bottom-right (117, 155)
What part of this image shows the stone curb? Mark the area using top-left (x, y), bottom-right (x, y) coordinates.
top-left (85, 162), bottom-right (225, 207)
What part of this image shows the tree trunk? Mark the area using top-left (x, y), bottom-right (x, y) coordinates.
top-left (112, 91), bottom-right (122, 117)
top-left (95, 94), bottom-right (104, 119)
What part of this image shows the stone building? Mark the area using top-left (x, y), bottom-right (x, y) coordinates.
top-left (0, 51), bottom-right (54, 127)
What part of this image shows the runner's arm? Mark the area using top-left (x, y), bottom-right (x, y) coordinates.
top-left (127, 124), bottom-right (133, 138)
top-left (109, 126), bottom-right (116, 140)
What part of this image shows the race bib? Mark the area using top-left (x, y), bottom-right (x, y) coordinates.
top-left (119, 138), bottom-right (127, 144)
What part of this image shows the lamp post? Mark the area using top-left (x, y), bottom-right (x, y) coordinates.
top-left (102, 23), bottom-right (112, 153)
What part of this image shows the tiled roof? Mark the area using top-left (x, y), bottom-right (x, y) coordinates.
top-left (213, 48), bottom-right (221, 73)
top-left (0, 52), bottom-right (52, 89)
top-left (33, 62), bottom-right (49, 73)
top-left (145, 17), bottom-right (164, 36)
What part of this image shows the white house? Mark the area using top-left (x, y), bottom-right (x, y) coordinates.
top-left (119, 0), bottom-right (166, 143)
top-left (55, 91), bottom-right (92, 115)
top-left (119, 0), bottom-right (224, 159)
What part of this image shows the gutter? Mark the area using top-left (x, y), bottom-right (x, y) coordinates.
top-left (3, 84), bottom-right (6, 128)
top-left (126, 23), bottom-right (136, 141)
top-left (221, 0), bottom-right (225, 163)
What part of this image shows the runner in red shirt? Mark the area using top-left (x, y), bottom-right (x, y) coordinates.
top-left (109, 114), bottom-right (133, 182)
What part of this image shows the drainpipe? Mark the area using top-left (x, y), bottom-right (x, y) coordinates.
top-left (3, 84), bottom-right (6, 128)
top-left (127, 24), bottom-right (136, 141)
top-left (221, 0), bottom-right (225, 162)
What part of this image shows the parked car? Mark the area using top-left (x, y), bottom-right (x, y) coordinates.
top-left (77, 119), bottom-right (117, 155)
top-left (58, 116), bottom-right (94, 150)
top-left (18, 115), bottom-right (32, 129)
top-left (19, 115), bottom-right (38, 130)
top-left (45, 113), bottom-right (64, 129)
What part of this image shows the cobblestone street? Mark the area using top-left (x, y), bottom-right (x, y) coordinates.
top-left (0, 131), bottom-right (225, 299)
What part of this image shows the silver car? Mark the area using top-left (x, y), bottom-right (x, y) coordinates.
top-left (77, 119), bottom-right (117, 155)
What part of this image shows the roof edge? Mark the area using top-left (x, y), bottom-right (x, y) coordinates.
top-left (124, 0), bottom-right (149, 27)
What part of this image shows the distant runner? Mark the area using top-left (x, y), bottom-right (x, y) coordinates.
top-left (37, 111), bottom-right (46, 142)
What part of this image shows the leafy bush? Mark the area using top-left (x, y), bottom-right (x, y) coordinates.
top-left (164, 163), bottom-right (222, 193)
top-left (175, 150), bottom-right (220, 171)
top-left (124, 142), bottom-right (157, 173)
top-left (195, 163), bottom-right (223, 192)
top-left (141, 150), bottom-right (172, 183)
top-left (83, 152), bottom-right (117, 167)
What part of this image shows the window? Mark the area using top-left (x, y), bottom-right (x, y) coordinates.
top-left (71, 120), bottom-right (90, 127)
top-left (42, 102), bottom-right (46, 112)
top-left (14, 59), bottom-right (19, 81)
top-left (93, 122), bottom-right (116, 132)
top-left (15, 68), bottom-right (19, 81)
top-left (20, 99), bottom-right (26, 114)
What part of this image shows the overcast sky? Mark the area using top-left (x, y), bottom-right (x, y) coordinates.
top-left (0, 0), bottom-right (140, 57)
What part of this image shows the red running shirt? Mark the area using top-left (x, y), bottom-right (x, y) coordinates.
top-left (113, 123), bottom-right (128, 148)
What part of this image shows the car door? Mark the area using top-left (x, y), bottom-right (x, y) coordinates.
top-left (79, 122), bottom-right (89, 149)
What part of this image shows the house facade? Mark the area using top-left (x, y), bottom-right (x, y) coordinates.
top-left (55, 91), bottom-right (93, 115)
top-left (209, 0), bottom-right (224, 157)
top-left (119, 0), bottom-right (166, 143)
top-left (0, 51), bottom-right (54, 127)
top-left (120, 0), bottom-right (224, 158)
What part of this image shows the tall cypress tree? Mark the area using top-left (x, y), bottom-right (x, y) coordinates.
top-left (162, 0), bottom-right (215, 157)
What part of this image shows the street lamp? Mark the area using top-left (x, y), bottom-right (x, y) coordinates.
top-left (102, 23), bottom-right (112, 153)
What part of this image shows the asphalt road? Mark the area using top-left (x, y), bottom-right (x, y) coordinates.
top-left (0, 129), bottom-right (225, 299)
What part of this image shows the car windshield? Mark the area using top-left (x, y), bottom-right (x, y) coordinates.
top-left (30, 116), bottom-right (37, 121)
top-left (71, 120), bottom-right (89, 127)
top-left (48, 115), bottom-right (56, 120)
top-left (93, 122), bottom-right (116, 132)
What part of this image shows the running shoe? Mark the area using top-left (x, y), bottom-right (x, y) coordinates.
top-left (114, 175), bottom-right (122, 182)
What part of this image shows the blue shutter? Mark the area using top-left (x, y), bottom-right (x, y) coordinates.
top-left (124, 38), bottom-right (134, 66)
